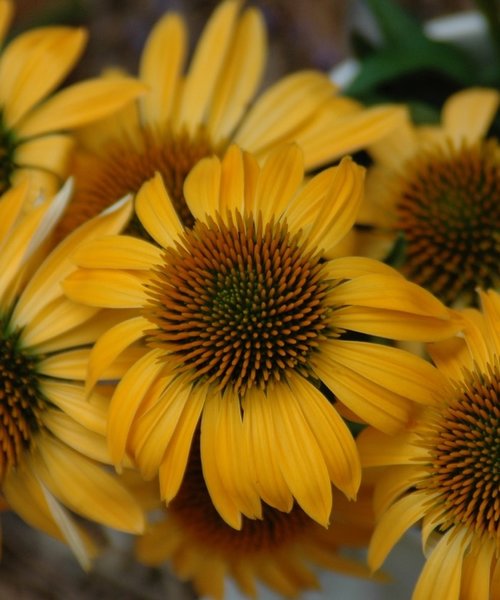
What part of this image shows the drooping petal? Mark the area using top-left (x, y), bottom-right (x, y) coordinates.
top-left (38, 348), bottom-right (91, 381)
top-left (14, 134), bottom-right (74, 180)
top-left (323, 256), bottom-right (404, 280)
top-left (0, 0), bottom-right (13, 45)
top-left (242, 386), bottom-right (294, 512)
top-left (368, 491), bottom-right (428, 570)
top-left (356, 427), bottom-right (422, 468)
top-left (71, 234), bottom-right (162, 270)
top-left (36, 437), bottom-right (145, 533)
top-left (287, 374), bottom-right (360, 499)
top-left (107, 348), bottom-right (167, 466)
top-left (413, 528), bottom-right (467, 600)
top-left (270, 383), bottom-right (332, 526)
top-left (461, 540), bottom-right (495, 600)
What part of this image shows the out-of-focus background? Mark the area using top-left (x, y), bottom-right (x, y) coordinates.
top-left (1, 1), bottom-right (477, 598)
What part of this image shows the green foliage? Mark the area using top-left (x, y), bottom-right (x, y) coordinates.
top-left (346, 0), bottom-right (500, 123)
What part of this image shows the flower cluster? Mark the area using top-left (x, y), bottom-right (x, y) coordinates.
top-left (0, 1), bottom-right (498, 599)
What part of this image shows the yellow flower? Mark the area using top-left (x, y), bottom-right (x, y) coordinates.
top-left (358, 289), bottom-right (500, 600)
top-left (0, 180), bottom-right (144, 568)
top-left (134, 432), bottom-right (377, 600)
top-left (54, 0), bottom-right (404, 240)
top-left (356, 87), bottom-right (500, 307)
top-left (64, 144), bottom-right (459, 531)
top-left (0, 0), bottom-right (145, 201)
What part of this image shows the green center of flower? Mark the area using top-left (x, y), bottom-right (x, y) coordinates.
top-left (0, 113), bottom-right (16, 195)
top-left (426, 360), bottom-right (500, 543)
top-left (396, 139), bottom-right (500, 305)
top-left (0, 326), bottom-right (43, 482)
top-left (55, 126), bottom-right (218, 242)
top-left (146, 212), bottom-right (329, 394)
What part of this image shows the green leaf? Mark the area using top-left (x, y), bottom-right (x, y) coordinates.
top-left (365, 0), bottom-right (427, 49)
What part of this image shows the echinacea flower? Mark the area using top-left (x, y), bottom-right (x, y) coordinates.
top-left (63, 144), bottom-right (459, 531)
top-left (54, 0), bottom-right (404, 240)
top-left (0, 0), bottom-right (145, 201)
top-left (0, 180), bottom-right (143, 568)
top-left (356, 87), bottom-right (499, 306)
top-left (134, 431), bottom-right (377, 600)
top-left (358, 289), bottom-right (500, 600)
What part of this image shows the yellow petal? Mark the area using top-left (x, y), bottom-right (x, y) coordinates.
top-left (107, 348), bottom-right (167, 466)
top-left (86, 315), bottom-right (150, 393)
top-left (40, 380), bottom-right (107, 435)
top-left (413, 528), bottom-right (467, 600)
top-left (313, 351), bottom-right (412, 433)
top-left (132, 376), bottom-right (192, 480)
top-left (306, 157), bottom-right (365, 253)
top-left (207, 7), bottom-right (265, 139)
top-left (36, 437), bottom-right (145, 533)
top-left (219, 144), bottom-right (245, 214)
top-left (0, 180), bottom-right (29, 246)
top-left (427, 336), bottom-right (470, 382)
top-left (63, 269), bottom-right (149, 308)
top-left (177, 0), bottom-right (240, 132)
top-left (18, 78), bottom-right (147, 137)
top-left (159, 384), bottom-right (207, 502)
top-left (201, 391), bottom-right (244, 529)
top-left (135, 172), bottom-right (184, 247)
top-left (324, 339), bottom-right (451, 405)
top-left (235, 71), bottom-right (336, 153)
top-left (297, 105), bottom-right (407, 170)
top-left (20, 295), bottom-right (97, 348)
top-left (356, 427), bottom-right (422, 467)
top-left (0, 28), bottom-right (86, 127)
top-left (479, 288), bottom-right (500, 357)
top-left (271, 383), bottom-right (332, 526)
top-left (442, 88), bottom-right (500, 145)
top-left (184, 155), bottom-right (221, 221)
top-left (13, 194), bottom-right (133, 328)
top-left (333, 305), bottom-right (459, 342)
top-left (139, 13), bottom-right (186, 125)
top-left (242, 386), bottom-right (293, 512)
top-left (14, 134), bottom-right (74, 179)
top-left (38, 348), bottom-right (91, 380)
top-left (461, 541), bottom-right (495, 600)
top-left (287, 374), bottom-right (360, 499)
top-left (72, 234), bottom-right (162, 270)
top-left (0, 0), bottom-right (13, 46)
top-left (324, 256), bottom-right (404, 280)
top-left (373, 464), bottom-right (422, 516)
top-left (41, 409), bottom-right (111, 463)
top-left (253, 144), bottom-right (304, 223)
top-left (204, 389), bottom-right (261, 520)
top-left (368, 492), bottom-right (428, 570)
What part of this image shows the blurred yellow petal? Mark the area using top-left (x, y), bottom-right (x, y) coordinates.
top-left (184, 155), bottom-right (221, 220)
top-left (442, 88), bottom-right (499, 145)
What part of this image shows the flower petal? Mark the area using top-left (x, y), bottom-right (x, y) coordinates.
top-left (442, 88), bottom-right (499, 145)
top-left (184, 155), bottom-right (221, 221)
top-left (139, 13), bottom-right (186, 126)
top-left (72, 234), bottom-right (162, 270)
top-left (356, 427), bottom-right (422, 467)
top-left (18, 78), bottom-right (147, 137)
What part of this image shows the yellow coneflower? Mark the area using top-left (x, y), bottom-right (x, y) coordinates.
top-left (356, 87), bottom-right (499, 307)
top-left (0, 0), bottom-right (145, 201)
top-left (0, 180), bottom-right (144, 568)
top-left (358, 289), bottom-right (500, 600)
top-left (54, 0), bottom-right (404, 240)
top-left (63, 144), bottom-right (459, 530)
top-left (134, 432), bottom-right (377, 599)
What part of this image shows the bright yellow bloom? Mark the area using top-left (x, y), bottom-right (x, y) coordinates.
top-left (64, 143), bottom-right (459, 531)
top-left (0, 0), bottom-right (145, 201)
top-left (134, 433), bottom-right (377, 599)
top-left (356, 87), bottom-right (499, 306)
top-left (0, 181), bottom-right (143, 568)
top-left (54, 0), bottom-right (404, 240)
top-left (358, 289), bottom-right (500, 600)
